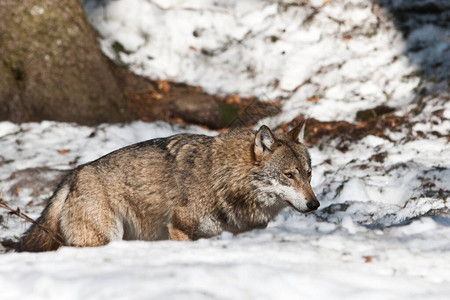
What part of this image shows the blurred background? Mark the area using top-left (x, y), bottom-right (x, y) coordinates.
top-left (1, 0), bottom-right (448, 129)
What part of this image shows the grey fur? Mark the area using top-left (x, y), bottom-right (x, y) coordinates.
top-left (18, 123), bottom-right (319, 252)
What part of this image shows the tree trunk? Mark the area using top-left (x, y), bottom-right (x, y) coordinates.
top-left (0, 0), bottom-right (130, 125)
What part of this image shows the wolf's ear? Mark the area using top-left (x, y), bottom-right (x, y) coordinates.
top-left (288, 119), bottom-right (306, 144)
top-left (254, 125), bottom-right (275, 161)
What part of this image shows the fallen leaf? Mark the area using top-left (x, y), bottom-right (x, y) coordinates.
top-left (152, 92), bottom-right (163, 100)
top-left (227, 94), bottom-right (241, 104)
top-left (58, 149), bottom-right (71, 154)
top-left (364, 256), bottom-right (373, 263)
top-left (322, 0), bottom-right (334, 7)
top-left (158, 80), bottom-right (170, 93)
top-left (306, 95), bottom-right (320, 102)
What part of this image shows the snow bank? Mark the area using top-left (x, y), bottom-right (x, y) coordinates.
top-left (1, 234), bottom-right (450, 300)
top-left (1, 110), bottom-right (449, 298)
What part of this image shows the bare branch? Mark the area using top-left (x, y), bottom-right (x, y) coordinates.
top-left (0, 194), bottom-right (65, 246)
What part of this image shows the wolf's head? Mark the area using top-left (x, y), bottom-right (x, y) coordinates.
top-left (251, 121), bottom-right (319, 213)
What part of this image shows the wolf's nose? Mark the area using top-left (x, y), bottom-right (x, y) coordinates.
top-left (307, 200), bottom-right (320, 210)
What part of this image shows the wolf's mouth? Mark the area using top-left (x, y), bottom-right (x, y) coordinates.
top-left (285, 200), bottom-right (310, 214)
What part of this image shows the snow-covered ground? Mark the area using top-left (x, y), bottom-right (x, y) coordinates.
top-left (1, 0), bottom-right (450, 299)
top-left (81, 0), bottom-right (449, 122)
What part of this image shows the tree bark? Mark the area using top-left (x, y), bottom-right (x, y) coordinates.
top-left (0, 0), bottom-right (130, 125)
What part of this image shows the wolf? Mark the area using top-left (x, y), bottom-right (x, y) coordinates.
top-left (18, 121), bottom-right (319, 252)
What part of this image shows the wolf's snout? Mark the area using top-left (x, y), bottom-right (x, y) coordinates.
top-left (307, 200), bottom-right (320, 210)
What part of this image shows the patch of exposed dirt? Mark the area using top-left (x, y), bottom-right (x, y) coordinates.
top-left (123, 76), bottom-right (281, 130)
top-left (277, 108), bottom-right (409, 151)
top-left (4, 167), bottom-right (68, 201)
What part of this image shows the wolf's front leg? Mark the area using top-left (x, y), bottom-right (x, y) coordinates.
top-left (168, 207), bottom-right (196, 241)
top-left (168, 224), bottom-right (190, 241)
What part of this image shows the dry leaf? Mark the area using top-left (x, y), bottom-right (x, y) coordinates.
top-left (227, 94), bottom-right (241, 104)
top-left (157, 80), bottom-right (170, 93)
top-left (306, 96), bottom-right (320, 102)
top-left (153, 92), bottom-right (163, 100)
top-left (322, 0), bottom-right (334, 7)
top-left (58, 149), bottom-right (71, 154)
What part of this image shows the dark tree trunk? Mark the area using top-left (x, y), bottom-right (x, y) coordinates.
top-left (0, 0), bottom-right (130, 125)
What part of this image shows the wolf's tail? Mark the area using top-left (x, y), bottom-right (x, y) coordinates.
top-left (17, 183), bottom-right (70, 252)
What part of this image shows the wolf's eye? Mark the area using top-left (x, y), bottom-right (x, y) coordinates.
top-left (284, 172), bottom-right (294, 179)
top-left (307, 171), bottom-right (312, 177)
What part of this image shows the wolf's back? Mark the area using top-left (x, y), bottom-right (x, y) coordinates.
top-left (17, 183), bottom-right (70, 252)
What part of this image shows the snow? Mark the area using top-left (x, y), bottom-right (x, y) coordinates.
top-left (1, 0), bottom-right (450, 299)
top-left (2, 216), bottom-right (450, 299)
top-left (80, 0), bottom-right (448, 122)
top-left (1, 119), bottom-right (449, 299)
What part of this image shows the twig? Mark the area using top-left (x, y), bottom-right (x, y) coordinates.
top-left (0, 195), bottom-right (65, 246)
